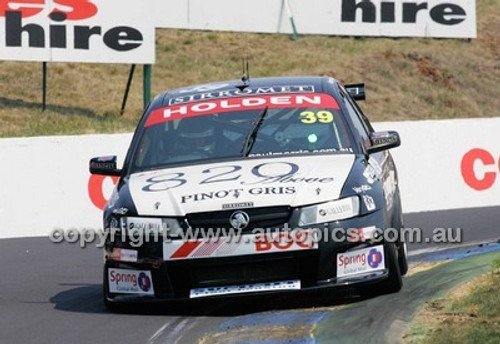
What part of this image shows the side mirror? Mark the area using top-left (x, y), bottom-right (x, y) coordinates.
top-left (367, 131), bottom-right (401, 154)
top-left (345, 83), bottom-right (365, 101)
top-left (89, 156), bottom-right (122, 176)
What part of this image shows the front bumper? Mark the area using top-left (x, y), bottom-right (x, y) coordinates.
top-left (104, 258), bottom-right (389, 303)
top-left (104, 211), bottom-right (390, 303)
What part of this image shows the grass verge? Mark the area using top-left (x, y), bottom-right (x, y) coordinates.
top-left (405, 258), bottom-right (500, 344)
top-left (0, 1), bottom-right (499, 137)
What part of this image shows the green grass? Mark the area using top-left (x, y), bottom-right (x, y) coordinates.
top-left (407, 258), bottom-right (500, 344)
top-left (1, 0), bottom-right (500, 137)
top-left (449, 258), bottom-right (500, 319)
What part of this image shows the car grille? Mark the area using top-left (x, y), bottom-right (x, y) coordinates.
top-left (186, 206), bottom-right (291, 233)
top-left (165, 252), bottom-right (318, 296)
top-left (190, 257), bottom-right (297, 287)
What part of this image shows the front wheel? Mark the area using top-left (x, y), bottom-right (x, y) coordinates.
top-left (378, 241), bottom-right (403, 293)
top-left (397, 240), bottom-right (408, 276)
top-left (103, 267), bottom-right (113, 309)
top-left (103, 266), bottom-right (122, 311)
top-left (360, 242), bottom-right (402, 297)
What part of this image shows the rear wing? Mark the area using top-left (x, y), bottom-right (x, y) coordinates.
top-left (345, 83), bottom-right (366, 101)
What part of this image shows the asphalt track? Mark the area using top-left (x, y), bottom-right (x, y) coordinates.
top-left (0, 206), bottom-right (499, 344)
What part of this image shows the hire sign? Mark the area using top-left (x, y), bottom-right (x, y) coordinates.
top-left (0, 0), bottom-right (155, 63)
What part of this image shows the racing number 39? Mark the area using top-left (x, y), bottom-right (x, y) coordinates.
top-left (299, 110), bottom-right (334, 124)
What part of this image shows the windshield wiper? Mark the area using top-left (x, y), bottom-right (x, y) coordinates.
top-left (241, 107), bottom-right (269, 156)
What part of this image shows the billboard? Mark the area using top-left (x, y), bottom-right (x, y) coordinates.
top-left (0, 0), bottom-right (155, 63)
top-left (0, 1), bottom-right (477, 64)
top-left (152, 0), bottom-right (476, 39)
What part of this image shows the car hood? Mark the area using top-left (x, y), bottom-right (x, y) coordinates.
top-left (128, 154), bottom-right (355, 216)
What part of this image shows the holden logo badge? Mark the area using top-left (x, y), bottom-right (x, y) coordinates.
top-left (229, 211), bottom-right (250, 230)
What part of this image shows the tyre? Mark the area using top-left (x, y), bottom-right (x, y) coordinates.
top-left (103, 268), bottom-right (113, 309)
top-left (358, 242), bottom-right (403, 297)
top-left (103, 284), bottom-right (114, 309)
top-left (103, 266), bottom-right (121, 311)
top-left (393, 202), bottom-right (408, 276)
top-left (379, 241), bottom-right (403, 293)
top-left (397, 240), bottom-right (408, 276)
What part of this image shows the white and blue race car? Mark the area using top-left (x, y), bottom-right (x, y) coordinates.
top-left (90, 76), bottom-right (407, 306)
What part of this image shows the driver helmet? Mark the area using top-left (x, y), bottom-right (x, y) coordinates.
top-left (175, 116), bottom-right (217, 154)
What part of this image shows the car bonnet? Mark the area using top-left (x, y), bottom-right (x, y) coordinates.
top-left (128, 154), bottom-right (355, 216)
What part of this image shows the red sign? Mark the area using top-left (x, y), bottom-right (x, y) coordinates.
top-left (88, 174), bottom-right (119, 210)
top-left (461, 148), bottom-right (499, 191)
top-left (0, 0), bottom-right (98, 19)
top-left (145, 93), bottom-right (340, 127)
top-left (255, 231), bottom-right (314, 251)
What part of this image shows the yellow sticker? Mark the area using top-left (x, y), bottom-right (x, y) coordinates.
top-left (300, 110), bottom-right (334, 124)
top-left (300, 111), bottom-right (317, 124)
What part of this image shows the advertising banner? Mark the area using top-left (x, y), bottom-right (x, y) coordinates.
top-left (0, 0), bottom-right (155, 63)
top-left (152, 0), bottom-right (476, 39)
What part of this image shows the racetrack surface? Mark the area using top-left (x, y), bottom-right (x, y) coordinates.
top-left (0, 206), bottom-right (499, 344)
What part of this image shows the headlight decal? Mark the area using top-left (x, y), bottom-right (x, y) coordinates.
top-left (298, 196), bottom-right (360, 226)
top-left (121, 217), bottom-right (183, 237)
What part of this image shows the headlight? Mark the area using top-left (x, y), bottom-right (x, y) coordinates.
top-left (298, 196), bottom-right (360, 226)
top-left (106, 187), bottom-right (119, 209)
top-left (120, 217), bottom-right (183, 237)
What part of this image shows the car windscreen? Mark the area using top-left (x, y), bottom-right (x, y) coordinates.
top-left (131, 93), bottom-right (353, 172)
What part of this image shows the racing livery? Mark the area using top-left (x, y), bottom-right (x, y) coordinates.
top-left (90, 76), bottom-right (407, 306)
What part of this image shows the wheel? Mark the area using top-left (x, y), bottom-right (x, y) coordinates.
top-left (358, 242), bottom-right (403, 298)
top-left (393, 204), bottom-right (408, 276)
top-left (103, 267), bottom-right (113, 309)
top-left (103, 266), bottom-right (121, 311)
top-left (103, 283), bottom-right (114, 309)
top-left (103, 289), bottom-right (127, 312)
top-left (397, 240), bottom-right (408, 276)
top-left (379, 241), bottom-right (403, 293)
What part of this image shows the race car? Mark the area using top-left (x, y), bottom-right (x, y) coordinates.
top-left (89, 76), bottom-right (407, 306)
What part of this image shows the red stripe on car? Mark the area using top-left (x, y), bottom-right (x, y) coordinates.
top-left (170, 241), bottom-right (202, 258)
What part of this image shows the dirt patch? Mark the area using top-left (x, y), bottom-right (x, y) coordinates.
top-left (380, 49), bottom-right (397, 61)
top-left (403, 53), bottom-right (458, 90)
top-left (406, 261), bottom-right (447, 277)
top-left (478, 33), bottom-right (500, 57)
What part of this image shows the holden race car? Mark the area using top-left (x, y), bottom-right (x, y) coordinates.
top-left (90, 76), bottom-right (407, 306)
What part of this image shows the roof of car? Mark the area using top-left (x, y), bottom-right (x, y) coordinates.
top-left (152, 76), bottom-right (340, 108)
